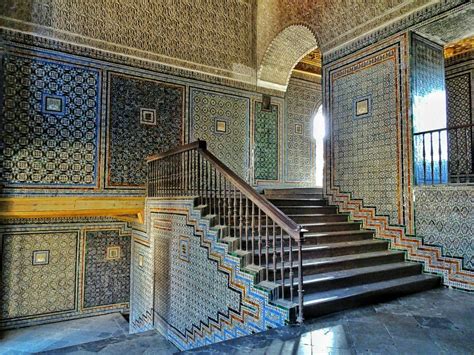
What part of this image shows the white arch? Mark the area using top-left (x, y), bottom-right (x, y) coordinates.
top-left (257, 25), bottom-right (318, 92)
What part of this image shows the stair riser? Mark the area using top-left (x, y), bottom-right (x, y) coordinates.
top-left (302, 277), bottom-right (440, 318)
top-left (270, 199), bottom-right (328, 207)
top-left (269, 253), bottom-right (405, 281)
top-left (266, 194), bottom-right (324, 199)
top-left (290, 215), bottom-right (349, 223)
top-left (279, 207), bottom-right (338, 214)
top-left (303, 223), bottom-right (362, 233)
top-left (257, 242), bottom-right (389, 264)
top-left (285, 264), bottom-right (422, 294)
top-left (241, 232), bottom-right (375, 249)
top-left (264, 188), bottom-right (323, 195)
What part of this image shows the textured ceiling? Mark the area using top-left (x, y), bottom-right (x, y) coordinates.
top-left (444, 36), bottom-right (474, 58)
top-left (293, 49), bottom-right (322, 76)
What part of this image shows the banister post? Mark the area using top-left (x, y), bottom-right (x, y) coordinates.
top-left (197, 139), bottom-right (207, 151)
top-left (296, 229), bottom-right (305, 324)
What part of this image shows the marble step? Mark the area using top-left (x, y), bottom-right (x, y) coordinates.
top-left (278, 206), bottom-right (338, 214)
top-left (283, 262), bottom-right (422, 294)
top-left (258, 239), bottom-right (389, 263)
top-left (264, 188), bottom-right (323, 196)
top-left (268, 198), bottom-right (328, 207)
top-left (269, 250), bottom-right (406, 280)
top-left (287, 213), bottom-right (349, 223)
top-left (300, 221), bottom-right (362, 233)
top-left (302, 274), bottom-right (441, 318)
top-left (240, 230), bottom-right (375, 248)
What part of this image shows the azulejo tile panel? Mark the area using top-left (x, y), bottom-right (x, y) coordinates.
top-left (0, 53), bottom-right (101, 188)
top-left (446, 73), bottom-right (472, 127)
top-left (414, 186), bottom-right (474, 270)
top-left (190, 88), bottom-right (250, 180)
top-left (330, 53), bottom-right (400, 223)
top-left (107, 72), bottom-right (184, 187)
top-left (83, 229), bottom-right (131, 308)
top-left (254, 102), bottom-right (279, 181)
top-left (130, 238), bottom-right (154, 334)
top-left (147, 199), bottom-right (289, 350)
top-left (0, 232), bottom-right (78, 320)
top-left (285, 78), bottom-right (320, 184)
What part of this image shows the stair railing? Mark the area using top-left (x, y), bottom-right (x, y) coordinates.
top-left (147, 140), bottom-right (305, 323)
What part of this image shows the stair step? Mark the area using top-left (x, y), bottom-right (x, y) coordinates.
top-left (300, 221), bottom-right (362, 233)
top-left (278, 206), bottom-right (338, 214)
top-left (302, 274), bottom-right (440, 318)
top-left (264, 188), bottom-right (323, 196)
top-left (269, 251), bottom-right (406, 280)
top-left (259, 240), bottom-right (389, 263)
top-left (283, 262), bottom-right (422, 294)
top-left (269, 198), bottom-right (328, 207)
top-left (288, 214), bottom-right (349, 223)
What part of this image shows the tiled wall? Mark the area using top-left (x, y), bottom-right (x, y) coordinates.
top-left (0, 219), bottom-right (131, 329)
top-left (144, 199), bottom-right (289, 350)
top-left (324, 33), bottom-right (474, 290)
top-left (414, 185), bottom-right (473, 270)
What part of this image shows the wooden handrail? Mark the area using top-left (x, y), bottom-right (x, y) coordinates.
top-left (199, 149), bottom-right (303, 240)
top-left (146, 140), bottom-right (207, 162)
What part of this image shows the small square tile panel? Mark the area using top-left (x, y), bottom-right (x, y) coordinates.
top-left (42, 94), bottom-right (65, 115)
top-left (140, 108), bottom-right (157, 126)
top-left (32, 250), bottom-right (50, 265)
top-left (179, 236), bottom-right (190, 262)
top-left (295, 123), bottom-right (303, 135)
top-left (215, 120), bottom-right (227, 133)
top-left (106, 246), bottom-right (121, 260)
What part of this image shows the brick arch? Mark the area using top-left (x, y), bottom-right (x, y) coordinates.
top-left (257, 25), bottom-right (318, 92)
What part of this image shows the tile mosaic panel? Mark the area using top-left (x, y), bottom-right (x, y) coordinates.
top-left (83, 229), bottom-right (131, 308)
top-left (254, 102), bottom-right (279, 181)
top-left (190, 88), bottom-right (250, 179)
top-left (147, 199), bottom-right (289, 350)
top-left (107, 72), bottom-right (184, 187)
top-left (330, 53), bottom-right (400, 223)
top-left (130, 239), bottom-right (154, 334)
top-left (414, 186), bottom-right (474, 270)
top-left (446, 73), bottom-right (472, 127)
top-left (285, 78), bottom-right (320, 184)
top-left (0, 53), bottom-right (100, 188)
top-left (0, 232), bottom-right (78, 320)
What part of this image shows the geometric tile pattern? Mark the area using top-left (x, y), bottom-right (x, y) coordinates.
top-left (147, 199), bottom-right (289, 350)
top-left (446, 73), bottom-right (472, 127)
top-left (331, 53), bottom-right (400, 223)
top-left (285, 78), bottom-right (320, 184)
top-left (153, 213), bottom-right (241, 339)
top-left (446, 73), bottom-right (473, 178)
top-left (190, 88), bottom-right (250, 179)
top-left (130, 239), bottom-right (154, 334)
top-left (325, 34), bottom-right (474, 291)
top-left (415, 185), bottom-right (474, 270)
top-left (0, 53), bottom-right (100, 188)
top-left (83, 229), bottom-right (131, 308)
top-left (0, 232), bottom-right (78, 319)
top-left (108, 73), bottom-right (184, 187)
top-left (254, 102), bottom-right (279, 181)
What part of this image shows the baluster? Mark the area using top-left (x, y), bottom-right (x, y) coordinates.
top-left (297, 237), bottom-right (304, 323)
top-left (272, 220), bottom-right (277, 282)
top-left (245, 197), bottom-right (249, 251)
top-left (422, 134), bottom-right (426, 185)
top-left (289, 235), bottom-right (294, 302)
top-left (265, 215), bottom-right (269, 281)
top-left (213, 168), bottom-right (218, 219)
top-left (226, 179), bottom-right (232, 237)
top-left (233, 185), bottom-right (237, 238)
top-left (258, 209), bottom-right (262, 267)
top-left (438, 131), bottom-right (442, 184)
top-left (251, 202), bottom-right (255, 262)
top-left (280, 228), bottom-right (285, 299)
top-left (239, 191), bottom-right (243, 250)
top-left (430, 132), bottom-right (434, 185)
top-left (187, 150), bottom-right (191, 195)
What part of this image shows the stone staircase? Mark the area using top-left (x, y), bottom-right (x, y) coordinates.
top-left (262, 187), bottom-right (441, 318)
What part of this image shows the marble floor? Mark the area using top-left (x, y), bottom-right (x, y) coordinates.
top-left (0, 313), bottom-right (130, 354)
top-left (1, 287), bottom-right (473, 354)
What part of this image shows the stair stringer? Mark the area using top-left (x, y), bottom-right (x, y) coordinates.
top-left (327, 186), bottom-right (474, 291)
top-left (146, 198), bottom-right (291, 351)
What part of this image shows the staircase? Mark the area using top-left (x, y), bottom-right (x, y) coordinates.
top-left (263, 187), bottom-right (441, 318)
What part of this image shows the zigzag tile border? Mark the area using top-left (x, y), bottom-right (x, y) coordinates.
top-left (326, 186), bottom-right (474, 291)
top-left (146, 198), bottom-right (289, 350)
